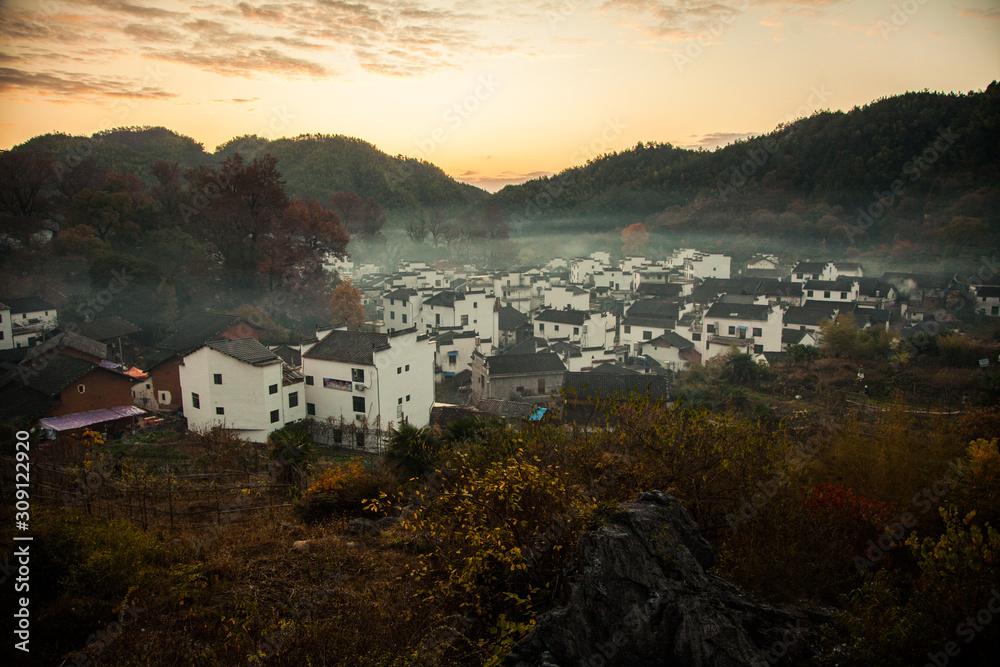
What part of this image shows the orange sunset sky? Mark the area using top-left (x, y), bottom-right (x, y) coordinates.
top-left (1, 0), bottom-right (997, 191)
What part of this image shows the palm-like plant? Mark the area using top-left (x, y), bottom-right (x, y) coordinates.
top-left (385, 422), bottom-right (444, 477)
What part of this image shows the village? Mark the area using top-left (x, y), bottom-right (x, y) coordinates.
top-left (2, 248), bottom-right (993, 449)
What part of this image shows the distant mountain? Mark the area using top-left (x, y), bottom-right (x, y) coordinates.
top-left (15, 127), bottom-right (487, 211)
top-left (491, 82), bottom-right (1000, 247)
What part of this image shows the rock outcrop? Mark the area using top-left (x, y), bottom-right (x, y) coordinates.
top-left (505, 491), bottom-right (829, 667)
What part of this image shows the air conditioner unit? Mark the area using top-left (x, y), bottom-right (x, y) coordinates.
top-left (354, 383), bottom-right (365, 392)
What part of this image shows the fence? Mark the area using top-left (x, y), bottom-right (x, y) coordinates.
top-left (3, 456), bottom-right (292, 531)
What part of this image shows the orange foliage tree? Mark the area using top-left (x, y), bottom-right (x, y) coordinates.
top-left (329, 278), bottom-right (364, 329)
top-left (621, 222), bottom-right (649, 256)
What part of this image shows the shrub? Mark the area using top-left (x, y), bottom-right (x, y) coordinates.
top-left (297, 460), bottom-right (397, 522)
top-left (384, 422), bottom-right (446, 477)
top-left (267, 423), bottom-right (317, 490)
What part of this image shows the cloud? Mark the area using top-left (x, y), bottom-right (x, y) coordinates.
top-left (211, 97), bottom-right (261, 104)
top-left (454, 169), bottom-right (552, 192)
top-left (682, 131), bottom-right (753, 150)
top-left (601, 0), bottom-right (754, 41)
top-left (0, 67), bottom-right (177, 100)
top-left (959, 8), bottom-right (1000, 22)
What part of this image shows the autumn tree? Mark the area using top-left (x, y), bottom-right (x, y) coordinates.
top-left (330, 278), bottom-right (364, 329)
top-left (0, 149), bottom-right (55, 250)
top-left (621, 222), bottom-right (649, 256)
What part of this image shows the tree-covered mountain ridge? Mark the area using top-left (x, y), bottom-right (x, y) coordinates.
top-left (492, 82), bottom-right (1000, 248)
top-left (14, 128), bottom-right (488, 212)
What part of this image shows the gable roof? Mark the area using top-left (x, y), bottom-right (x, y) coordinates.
top-left (24, 331), bottom-right (108, 363)
top-left (626, 299), bottom-right (680, 320)
top-left (784, 305), bottom-right (836, 326)
top-left (534, 308), bottom-right (588, 326)
top-left (647, 331), bottom-right (694, 350)
top-left (1, 296), bottom-right (56, 314)
top-left (271, 345), bottom-right (302, 367)
top-left (791, 261), bottom-right (831, 275)
top-left (203, 338), bottom-right (281, 366)
top-left (705, 303), bottom-right (771, 321)
top-left (498, 305), bottom-right (529, 331)
top-left (485, 352), bottom-right (565, 375)
top-left (303, 330), bottom-right (392, 365)
top-left (424, 291), bottom-right (460, 308)
top-left (156, 313), bottom-right (258, 354)
top-left (74, 316), bottom-right (142, 341)
top-left (19, 353), bottom-right (128, 397)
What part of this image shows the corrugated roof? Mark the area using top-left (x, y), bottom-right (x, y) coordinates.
top-left (205, 338), bottom-right (281, 366)
top-left (303, 330), bottom-right (392, 365)
top-left (40, 405), bottom-right (145, 431)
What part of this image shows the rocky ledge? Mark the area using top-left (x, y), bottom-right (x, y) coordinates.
top-left (505, 491), bottom-right (831, 667)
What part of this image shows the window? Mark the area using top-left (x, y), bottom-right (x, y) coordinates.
top-left (554, 325), bottom-right (560, 332)
top-left (692, 333), bottom-right (702, 341)
top-left (754, 345), bottom-right (763, 354)
top-left (435, 314), bottom-right (441, 325)
top-left (824, 291), bottom-right (831, 299)
top-left (192, 393), bottom-right (200, 409)
top-left (840, 292), bottom-right (848, 299)
top-left (306, 403), bottom-right (315, 416)
top-left (402, 313), bottom-right (407, 323)
top-left (0, 332), bottom-right (3, 340)
top-left (728, 326), bottom-right (736, 335)
top-left (390, 311), bottom-right (395, 320)
top-left (397, 367), bottom-right (402, 374)
top-left (707, 324), bottom-right (715, 334)
top-left (270, 409), bottom-right (279, 423)
top-left (214, 373), bottom-right (223, 385)
top-left (216, 407), bottom-right (225, 415)
top-left (269, 383), bottom-right (278, 394)
top-left (752, 327), bottom-right (762, 337)
top-left (390, 299), bottom-right (395, 306)
top-left (306, 376), bottom-right (314, 386)
top-left (539, 323), bottom-right (545, 332)
top-left (643, 331), bottom-right (652, 340)
top-left (352, 368), bottom-right (365, 383)
top-left (353, 396), bottom-right (366, 413)
top-left (473, 302), bottom-right (478, 308)
top-left (405, 364), bottom-right (409, 372)
top-left (461, 314), bottom-right (469, 326)
top-left (796, 273), bottom-right (803, 279)
top-left (288, 392), bottom-right (299, 408)
top-left (807, 291), bottom-right (814, 298)
top-left (994, 306), bottom-right (1000, 316)
top-left (77, 384), bottom-right (86, 393)
top-left (406, 395), bottom-right (411, 402)
top-left (573, 327), bottom-right (579, 335)
top-left (398, 397), bottom-right (403, 405)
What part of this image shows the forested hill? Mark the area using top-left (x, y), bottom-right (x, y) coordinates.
top-left (15, 128), bottom-right (487, 211)
top-left (491, 82), bottom-right (1000, 246)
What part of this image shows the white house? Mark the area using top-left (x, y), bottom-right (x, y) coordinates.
top-left (833, 262), bottom-right (864, 279)
top-left (494, 271), bottom-right (538, 313)
top-left (746, 254), bottom-right (780, 271)
top-left (3, 296), bottom-right (58, 348)
top-left (683, 252), bottom-right (732, 280)
top-left (637, 331), bottom-right (700, 371)
top-left (975, 285), bottom-right (1000, 316)
top-left (383, 287), bottom-right (422, 333)
top-left (431, 329), bottom-right (478, 381)
top-left (420, 290), bottom-right (498, 348)
top-left (179, 338), bottom-right (305, 442)
top-left (803, 278), bottom-right (860, 305)
top-left (700, 302), bottom-right (784, 360)
top-left (592, 269), bottom-right (633, 293)
top-left (570, 258), bottom-right (604, 285)
top-left (543, 285), bottom-right (591, 311)
top-left (302, 328), bottom-right (435, 443)
top-left (0, 302), bottom-right (12, 350)
top-left (790, 261), bottom-right (835, 283)
top-left (534, 308), bottom-right (615, 349)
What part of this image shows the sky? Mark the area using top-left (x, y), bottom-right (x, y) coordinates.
top-left (0, 1), bottom-right (997, 192)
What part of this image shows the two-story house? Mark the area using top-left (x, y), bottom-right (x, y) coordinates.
top-left (790, 261), bottom-right (835, 283)
top-left (2, 296), bottom-right (58, 348)
top-left (420, 290), bottom-right (498, 348)
top-left (179, 338), bottom-right (305, 441)
top-left (543, 285), bottom-right (591, 311)
top-left (534, 308), bottom-right (614, 349)
top-left (701, 301), bottom-right (784, 360)
top-left (382, 287), bottom-right (421, 333)
top-left (302, 328), bottom-right (434, 445)
top-left (471, 351), bottom-right (566, 402)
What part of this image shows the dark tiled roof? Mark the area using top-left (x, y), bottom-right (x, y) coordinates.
top-left (1, 296), bottom-right (56, 314)
top-left (475, 399), bottom-right (538, 420)
top-left (74, 316), bottom-right (142, 341)
top-left (534, 308), bottom-right (588, 326)
top-left (977, 285), bottom-right (1000, 298)
top-left (742, 268), bottom-right (785, 279)
top-left (784, 306), bottom-right (836, 326)
top-left (205, 338), bottom-right (281, 366)
top-left (626, 300), bottom-right (680, 320)
top-left (501, 339), bottom-right (538, 356)
top-left (782, 329), bottom-right (812, 345)
top-left (803, 278), bottom-right (855, 291)
top-left (637, 283), bottom-right (683, 297)
top-left (424, 291), bottom-right (459, 308)
top-left (19, 353), bottom-right (104, 397)
top-left (430, 404), bottom-right (483, 428)
top-left (303, 330), bottom-right (391, 365)
top-left (385, 287), bottom-right (417, 302)
top-left (24, 331), bottom-right (107, 363)
top-left (590, 362), bottom-right (639, 375)
top-left (880, 272), bottom-right (953, 290)
top-left (486, 352), bottom-right (565, 375)
top-left (791, 261), bottom-right (831, 275)
top-left (498, 305), bottom-right (529, 331)
top-left (647, 331), bottom-right (694, 350)
top-left (705, 303), bottom-right (771, 321)
top-left (271, 345), bottom-right (302, 367)
top-left (156, 313), bottom-right (256, 354)
top-left (563, 372), bottom-right (669, 400)
top-left (0, 386), bottom-right (60, 423)
top-left (622, 316), bottom-right (676, 329)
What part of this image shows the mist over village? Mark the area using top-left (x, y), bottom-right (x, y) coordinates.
top-left (1, 1), bottom-right (999, 665)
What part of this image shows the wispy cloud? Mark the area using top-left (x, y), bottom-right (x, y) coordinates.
top-left (682, 131), bottom-right (752, 150)
top-left (959, 8), bottom-right (1000, 22)
top-left (0, 67), bottom-right (177, 100)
